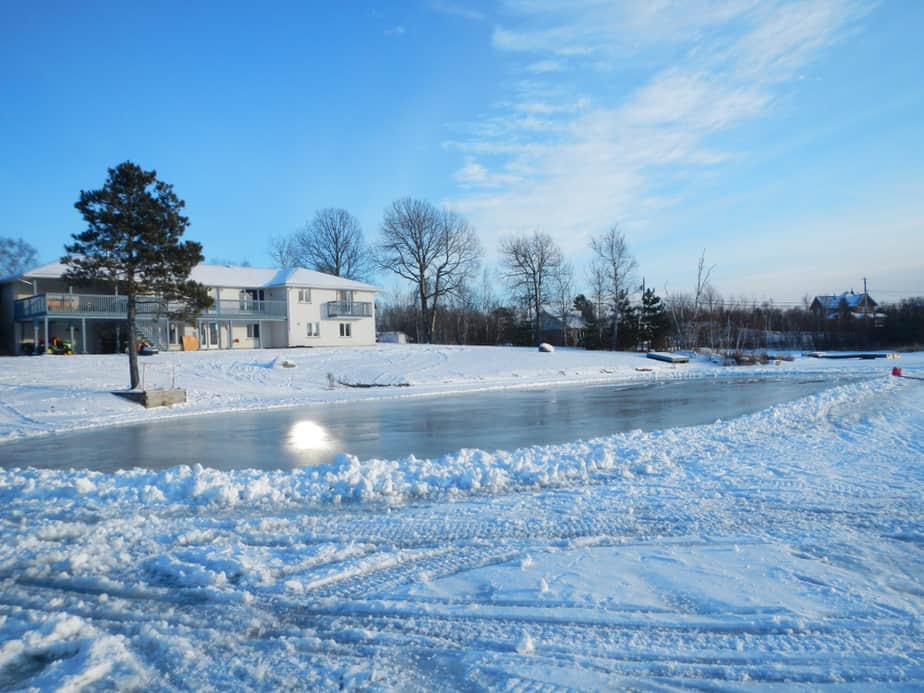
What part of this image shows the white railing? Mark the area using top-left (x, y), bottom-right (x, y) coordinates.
top-left (15, 293), bottom-right (287, 320)
top-left (326, 301), bottom-right (372, 318)
top-left (204, 299), bottom-right (287, 317)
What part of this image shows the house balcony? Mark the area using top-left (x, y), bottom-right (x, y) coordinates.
top-left (14, 293), bottom-right (287, 321)
top-left (326, 300), bottom-right (372, 318)
top-left (202, 299), bottom-right (287, 320)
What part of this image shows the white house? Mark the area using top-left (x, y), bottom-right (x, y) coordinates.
top-left (0, 262), bottom-right (380, 354)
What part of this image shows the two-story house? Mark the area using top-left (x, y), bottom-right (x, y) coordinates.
top-left (809, 291), bottom-right (880, 321)
top-left (0, 262), bottom-right (380, 354)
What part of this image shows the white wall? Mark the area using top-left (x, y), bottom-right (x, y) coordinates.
top-left (286, 287), bottom-right (376, 347)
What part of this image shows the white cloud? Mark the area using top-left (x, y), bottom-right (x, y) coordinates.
top-left (526, 59), bottom-right (565, 73)
top-left (453, 158), bottom-right (523, 188)
top-left (384, 25), bottom-right (406, 37)
top-left (449, 0), bottom-right (865, 265)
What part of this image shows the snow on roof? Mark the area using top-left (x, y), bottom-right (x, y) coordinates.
top-left (813, 292), bottom-right (876, 310)
top-left (540, 307), bottom-right (587, 330)
top-left (1, 260), bottom-right (69, 283)
top-left (5, 261), bottom-right (380, 292)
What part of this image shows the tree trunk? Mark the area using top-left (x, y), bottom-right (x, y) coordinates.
top-left (418, 284), bottom-right (431, 344)
top-left (429, 299), bottom-right (439, 344)
top-left (127, 294), bottom-right (140, 389)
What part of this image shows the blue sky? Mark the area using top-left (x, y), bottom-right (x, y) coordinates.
top-left (2, 0), bottom-right (921, 302)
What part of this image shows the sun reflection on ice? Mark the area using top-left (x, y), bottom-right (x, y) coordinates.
top-left (287, 420), bottom-right (330, 451)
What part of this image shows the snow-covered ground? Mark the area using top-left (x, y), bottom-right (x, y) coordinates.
top-left (1, 346), bottom-right (922, 689)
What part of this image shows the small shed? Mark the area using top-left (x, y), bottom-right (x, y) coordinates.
top-left (378, 331), bottom-right (408, 344)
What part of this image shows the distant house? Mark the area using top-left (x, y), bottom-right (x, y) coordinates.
top-left (810, 291), bottom-right (882, 321)
top-left (539, 308), bottom-right (586, 347)
top-left (0, 261), bottom-right (380, 355)
top-left (377, 331), bottom-right (408, 344)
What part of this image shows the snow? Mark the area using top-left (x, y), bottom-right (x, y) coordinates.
top-left (1, 345), bottom-right (923, 689)
top-left (9, 260), bottom-right (381, 292)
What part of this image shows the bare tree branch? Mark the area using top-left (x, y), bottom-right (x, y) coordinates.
top-left (499, 231), bottom-right (562, 344)
top-left (269, 209), bottom-right (373, 280)
top-left (375, 198), bottom-right (482, 343)
top-left (589, 225), bottom-right (637, 350)
top-left (0, 237), bottom-right (38, 277)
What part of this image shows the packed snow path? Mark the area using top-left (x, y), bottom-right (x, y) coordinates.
top-left (1, 374), bottom-right (922, 689)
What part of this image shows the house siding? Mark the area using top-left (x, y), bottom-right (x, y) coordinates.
top-left (1, 263), bottom-right (380, 354)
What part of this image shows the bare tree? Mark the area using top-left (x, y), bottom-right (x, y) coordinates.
top-left (376, 198), bottom-right (482, 343)
top-left (268, 208), bottom-right (372, 279)
top-left (551, 260), bottom-right (575, 346)
top-left (500, 231), bottom-right (562, 344)
top-left (589, 225), bottom-right (637, 350)
top-left (0, 237), bottom-right (38, 277)
top-left (688, 250), bottom-right (715, 350)
top-left (588, 258), bottom-right (608, 348)
top-left (665, 249), bottom-right (715, 350)
top-left (268, 234), bottom-right (299, 268)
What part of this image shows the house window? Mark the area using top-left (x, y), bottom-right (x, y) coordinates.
top-left (168, 323), bottom-right (179, 345)
top-left (337, 290), bottom-right (353, 303)
top-left (298, 289), bottom-right (311, 303)
top-left (339, 323), bottom-right (351, 338)
top-left (307, 322), bottom-right (320, 337)
top-left (246, 323), bottom-right (260, 339)
top-left (240, 289), bottom-right (264, 309)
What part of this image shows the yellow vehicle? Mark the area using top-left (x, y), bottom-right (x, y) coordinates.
top-left (46, 337), bottom-right (74, 355)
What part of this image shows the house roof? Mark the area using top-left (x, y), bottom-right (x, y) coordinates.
top-left (540, 308), bottom-right (587, 330)
top-left (811, 292), bottom-right (877, 310)
top-left (5, 261), bottom-right (380, 293)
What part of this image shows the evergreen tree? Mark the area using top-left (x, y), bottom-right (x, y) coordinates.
top-left (63, 162), bottom-right (211, 389)
top-left (639, 287), bottom-right (669, 350)
top-left (573, 294), bottom-right (601, 349)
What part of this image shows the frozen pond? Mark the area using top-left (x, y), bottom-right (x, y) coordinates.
top-left (0, 376), bottom-right (855, 472)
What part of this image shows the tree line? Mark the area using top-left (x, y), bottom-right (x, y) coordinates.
top-left (268, 199), bottom-right (672, 350)
top-left (4, 172), bottom-right (922, 377)
top-left (270, 197), bottom-right (924, 351)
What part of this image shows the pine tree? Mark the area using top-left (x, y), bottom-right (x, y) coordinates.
top-left (573, 294), bottom-right (600, 349)
top-left (639, 287), bottom-right (669, 351)
top-left (63, 162), bottom-right (211, 389)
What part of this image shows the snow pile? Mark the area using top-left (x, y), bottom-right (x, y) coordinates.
top-left (0, 377), bottom-right (899, 509)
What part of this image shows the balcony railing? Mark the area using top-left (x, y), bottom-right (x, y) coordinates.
top-left (14, 293), bottom-right (287, 321)
top-left (326, 300), bottom-right (372, 318)
top-left (202, 299), bottom-right (287, 318)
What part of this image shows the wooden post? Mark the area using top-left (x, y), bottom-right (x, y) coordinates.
top-left (43, 317), bottom-right (49, 353)
top-left (81, 318), bottom-right (87, 353)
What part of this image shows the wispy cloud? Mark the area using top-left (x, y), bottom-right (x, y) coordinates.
top-left (384, 25), bottom-right (406, 37)
top-left (526, 59), bottom-right (565, 73)
top-left (427, 0), bottom-right (487, 21)
top-left (448, 0), bottom-right (865, 257)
